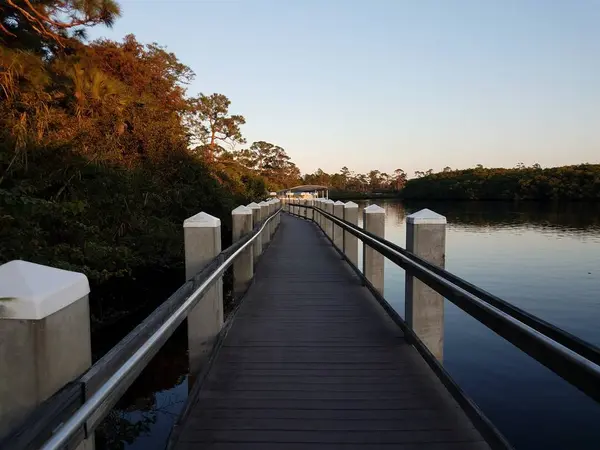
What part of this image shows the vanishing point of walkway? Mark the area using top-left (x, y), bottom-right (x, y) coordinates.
top-left (171, 214), bottom-right (489, 449)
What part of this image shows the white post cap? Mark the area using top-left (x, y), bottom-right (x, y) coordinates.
top-left (247, 202), bottom-right (260, 209)
top-left (184, 211), bottom-right (221, 228)
top-left (0, 260), bottom-right (90, 320)
top-left (232, 205), bottom-right (252, 215)
top-left (323, 199), bottom-right (334, 204)
top-left (407, 208), bottom-right (447, 225)
top-left (258, 201), bottom-right (269, 206)
top-left (364, 204), bottom-right (385, 214)
top-left (344, 201), bottom-right (359, 209)
top-left (334, 200), bottom-right (345, 206)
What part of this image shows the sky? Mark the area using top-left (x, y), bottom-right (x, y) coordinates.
top-left (89, 0), bottom-right (600, 176)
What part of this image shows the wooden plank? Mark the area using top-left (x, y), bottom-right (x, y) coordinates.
top-left (171, 214), bottom-right (489, 450)
top-left (174, 443), bottom-right (490, 450)
top-left (184, 417), bottom-right (475, 431)
top-left (178, 429), bottom-right (482, 444)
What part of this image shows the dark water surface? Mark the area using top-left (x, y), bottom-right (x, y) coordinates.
top-left (96, 201), bottom-right (600, 450)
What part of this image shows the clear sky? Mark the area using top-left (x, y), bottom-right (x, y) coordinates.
top-left (89, 0), bottom-right (600, 176)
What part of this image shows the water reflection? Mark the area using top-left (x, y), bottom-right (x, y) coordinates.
top-left (93, 325), bottom-right (189, 450)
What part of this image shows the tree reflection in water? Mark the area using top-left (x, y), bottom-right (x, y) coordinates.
top-left (93, 324), bottom-right (189, 450)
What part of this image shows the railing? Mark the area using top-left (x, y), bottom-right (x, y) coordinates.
top-left (287, 200), bottom-right (600, 448)
top-left (0, 205), bottom-right (282, 450)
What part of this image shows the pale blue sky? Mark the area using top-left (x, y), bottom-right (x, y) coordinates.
top-left (89, 0), bottom-right (600, 176)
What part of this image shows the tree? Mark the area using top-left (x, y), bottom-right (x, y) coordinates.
top-left (187, 93), bottom-right (246, 162)
top-left (368, 170), bottom-right (381, 190)
top-left (1, 0), bottom-right (121, 52)
top-left (394, 168), bottom-right (406, 190)
top-left (233, 141), bottom-right (299, 189)
top-left (443, 166), bottom-right (452, 172)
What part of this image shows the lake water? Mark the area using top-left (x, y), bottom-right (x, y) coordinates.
top-left (95, 200), bottom-right (600, 450)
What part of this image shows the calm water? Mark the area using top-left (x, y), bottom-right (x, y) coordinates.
top-left (97, 200), bottom-right (600, 450)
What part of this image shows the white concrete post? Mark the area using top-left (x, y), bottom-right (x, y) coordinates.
top-left (319, 198), bottom-right (326, 230)
top-left (184, 212), bottom-right (222, 374)
top-left (324, 199), bottom-right (334, 240)
top-left (0, 261), bottom-right (92, 447)
top-left (314, 199), bottom-right (320, 227)
top-left (274, 199), bottom-right (280, 228)
top-left (247, 202), bottom-right (262, 264)
top-left (274, 199), bottom-right (281, 228)
top-left (363, 204), bottom-right (386, 295)
top-left (258, 201), bottom-right (270, 250)
top-left (333, 200), bottom-right (345, 250)
top-left (307, 198), bottom-right (314, 222)
top-left (405, 209), bottom-right (446, 361)
top-left (232, 205), bottom-right (254, 297)
top-left (267, 200), bottom-right (275, 238)
top-left (344, 201), bottom-right (359, 267)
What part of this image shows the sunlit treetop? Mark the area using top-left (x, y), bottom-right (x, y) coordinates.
top-left (1, 0), bottom-right (121, 52)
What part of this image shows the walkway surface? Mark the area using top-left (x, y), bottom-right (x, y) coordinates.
top-left (171, 214), bottom-right (490, 450)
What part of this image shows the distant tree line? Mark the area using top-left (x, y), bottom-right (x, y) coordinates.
top-left (302, 167), bottom-right (407, 192)
top-left (403, 164), bottom-right (600, 200)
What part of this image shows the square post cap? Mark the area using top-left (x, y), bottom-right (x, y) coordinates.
top-left (184, 211), bottom-right (221, 228)
top-left (407, 208), bottom-right (447, 225)
top-left (232, 205), bottom-right (252, 215)
top-left (364, 204), bottom-right (385, 214)
top-left (0, 260), bottom-right (90, 320)
top-left (344, 201), bottom-right (358, 209)
top-left (247, 202), bottom-right (261, 209)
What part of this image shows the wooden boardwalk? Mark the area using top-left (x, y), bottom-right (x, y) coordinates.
top-left (171, 214), bottom-right (490, 450)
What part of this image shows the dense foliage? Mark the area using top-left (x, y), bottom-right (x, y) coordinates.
top-left (0, 1), bottom-right (299, 325)
top-left (402, 165), bottom-right (600, 200)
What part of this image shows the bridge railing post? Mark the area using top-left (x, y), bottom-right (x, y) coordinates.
top-left (343, 201), bottom-right (359, 267)
top-left (333, 200), bottom-right (344, 250)
top-left (258, 201), bottom-right (270, 251)
top-left (307, 198), bottom-right (314, 221)
top-left (317, 199), bottom-right (324, 231)
top-left (0, 260), bottom-right (93, 448)
top-left (184, 212), bottom-right (223, 374)
top-left (363, 204), bottom-right (386, 295)
top-left (247, 202), bottom-right (262, 264)
top-left (268, 200), bottom-right (276, 238)
top-left (405, 209), bottom-right (446, 361)
top-left (232, 206), bottom-right (254, 297)
top-left (324, 199), bottom-right (334, 240)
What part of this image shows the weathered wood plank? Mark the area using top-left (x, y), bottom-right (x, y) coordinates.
top-left (171, 214), bottom-right (489, 449)
top-left (174, 443), bottom-right (490, 450)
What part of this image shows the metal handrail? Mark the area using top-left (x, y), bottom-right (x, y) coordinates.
top-left (293, 203), bottom-right (600, 403)
top-left (39, 209), bottom-right (281, 450)
top-left (310, 204), bottom-right (600, 366)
